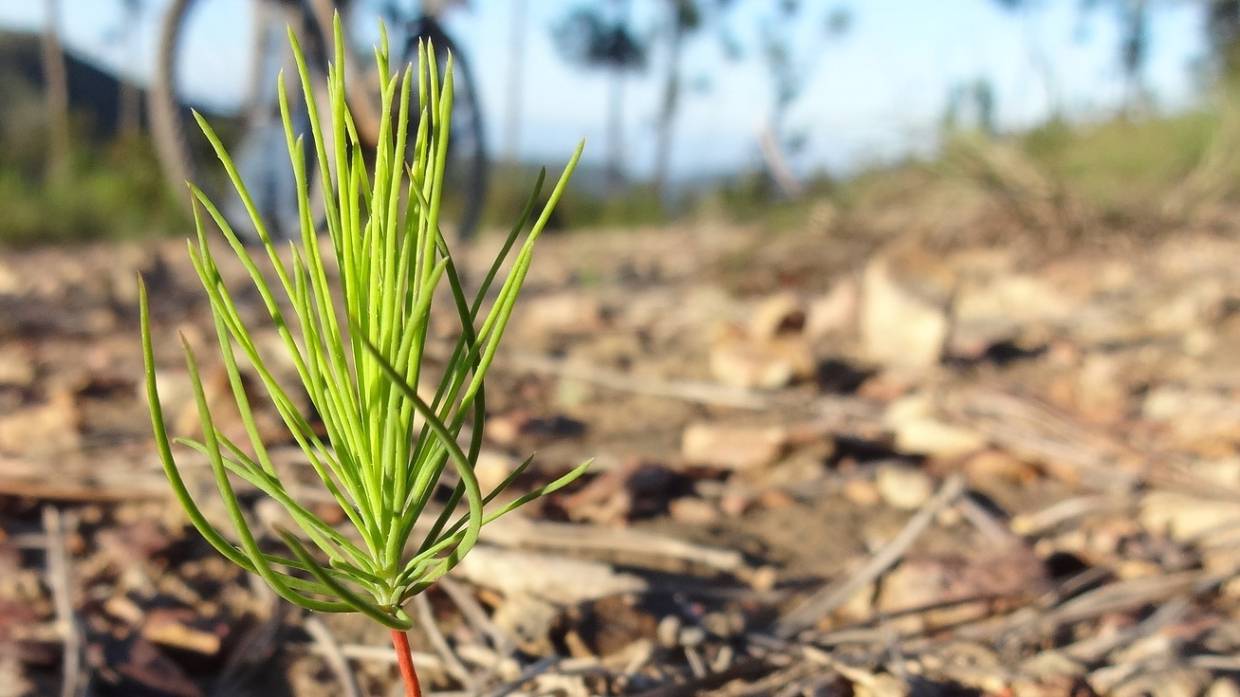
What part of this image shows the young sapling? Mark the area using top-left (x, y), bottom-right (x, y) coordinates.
top-left (140, 17), bottom-right (587, 696)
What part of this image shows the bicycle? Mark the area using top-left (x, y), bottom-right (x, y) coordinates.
top-left (148, 0), bottom-right (488, 242)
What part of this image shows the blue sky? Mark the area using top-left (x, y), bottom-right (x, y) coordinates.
top-left (0, 0), bottom-right (1208, 181)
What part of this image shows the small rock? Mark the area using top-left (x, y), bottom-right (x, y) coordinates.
top-left (560, 460), bottom-right (683, 524)
top-left (843, 478), bottom-right (881, 506)
top-left (668, 497), bottom-right (719, 524)
top-left (529, 674), bottom-right (590, 697)
top-left (141, 608), bottom-right (225, 656)
top-left (456, 546), bottom-right (646, 603)
top-left (709, 336), bottom-right (815, 389)
top-left (875, 463), bottom-right (934, 510)
top-left (702, 610), bottom-right (743, 638)
top-left (0, 391), bottom-right (79, 456)
top-left (656, 615), bottom-right (681, 649)
top-left (1140, 491), bottom-right (1240, 543)
top-left (885, 394), bottom-right (985, 459)
top-left (861, 252), bottom-right (954, 370)
top-left (848, 670), bottom-right (910, 697)
top-left (1020, 651), bottom-right (1086, 680)
top-left (1208, 679), bottom-right (1240, 697)
top-left (748, 292), bottom-right (805, 339)
top-left (587, 595), bottom-right (658, 656)
top-left (0, 259), bottom-right (19, 294)
top-left (1012, 676), bottom-right (1098, 697)
top-left (0, 654), bottom-right (34, 697)
top-left (681, 421), bottom-right (788, 470)
top-left (487, 411), bottom-right (586, 447)
top-left (678, 625), bottom-right (706, 647)
top-left (0, 344), bottom-right (35, 388)
top-left (104, 595), bottom-right (145, 626)
top-left (520, 293), bottom-right (607, 335)
top-left (746, 565), bottom-right (778, 592)
top-left (878, 549), bottom-right (1045, 632)
top-left (1142, 385), bottom-right (1240, 447)
top-left (474, 450), bottom-right (520, 495)
top-left (963, 450), bottom-right (1038, 487)
top-left (806, 278), bottom-right (859, 338)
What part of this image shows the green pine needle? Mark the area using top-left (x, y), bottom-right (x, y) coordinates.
top-left (140, 16), bottom-right (588, 627)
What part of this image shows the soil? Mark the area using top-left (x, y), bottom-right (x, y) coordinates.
top-left (2, 210), bottom-right (1240, 696)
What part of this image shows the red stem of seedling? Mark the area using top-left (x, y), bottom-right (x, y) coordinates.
top-left (391, 629), bottom-right (423, 697)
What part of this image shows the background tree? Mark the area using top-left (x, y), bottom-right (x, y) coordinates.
top-left (1206, 0), bottom-right (1240, 84)
top-left (994, 0), bottom-right (1152, 114)
top-left (754, 0), bottom-right (851, 196)
top-left (40, 0), bottom-right (70, 181)
top-left (651, 0), bottom-right (740, 197)
top-left (553, 0), bottom-right (647, 188)
top-left (503, 0), bottom-right (529, 164)
top-left (106, 0), bottom-right (145, 136)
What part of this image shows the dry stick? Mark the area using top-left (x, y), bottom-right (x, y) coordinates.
top-left (479, 656), bottom-right (559, 697)
top-left (1010, 494), bottom-right (1135, 535)
top-left (42, 506), bottom-right (87, 697)
top-left (305, 616), bottom-right (363, 697)
top-left (391, 629), bottom-right (424, 697)
top-left (482, 517), bottom-right (745, 573)
top-left (1057, 596), bottom-right (1189, 664)
top-left (499, 349), bottom-right (773, 410)
top-left (306, 641), bottom-right (443, 669)
top-left (439, 577), bottom-right (514, 659)
top-left (775, 474), bottom-right (966, 638)
top-left (413, 593), bottom-right (476, 692)
top-left (455, 344), bottom-right (883, 427)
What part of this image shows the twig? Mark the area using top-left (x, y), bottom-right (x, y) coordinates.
top-left (1058, 597), bottom-right (1189, 663)
top-left (439, 577), bottom-right (513, 659)
top-left (630, 657), bottom-right (775, 697)
top-left (1035, 570), bottom-right (1206, 631)
top-left (413, 594), bottom-right (475, 692)
top-left (479, 656), bottom-right (559, 697)
top-left (453, 345), bottom-right (882, 430)
top-left (480, 517), bottom-right (745, 573)
top-left (304, 642), bottom-right (444, 669)
top-left (304, 616), bottom-right (362, 697)
top-left (943, 389), bottom-right (1140, 490)
top-left (1010, 495), bottom-right (1134, 535)
top-left (42, 506), bottom-right (88, 697)
top-left (775, 474), bottom-right (966, 638)
top-left (500, 349), bottom-right (772, 410)
top-left (956, 494), bottom-right (1021, 546)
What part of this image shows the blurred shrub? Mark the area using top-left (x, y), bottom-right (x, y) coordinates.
top-left (481, 161), bottom-right (675, 232)
top-left (0, 134), bottom-right (185, 245)
top-left (1019, 112), bottom-right (1218, 216)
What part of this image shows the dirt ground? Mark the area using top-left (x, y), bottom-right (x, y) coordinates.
top-left (2, 204), bottom-right (1240, 696)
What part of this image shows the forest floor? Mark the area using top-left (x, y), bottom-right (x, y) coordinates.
top-left (2, 199), bottom-right (1240, 696)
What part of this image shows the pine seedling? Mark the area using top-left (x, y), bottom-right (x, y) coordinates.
top-left (140, 18), bottom-right (587, 696)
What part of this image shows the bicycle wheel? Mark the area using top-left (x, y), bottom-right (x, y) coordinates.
top-left (149, 0), bottom-right (328, 242)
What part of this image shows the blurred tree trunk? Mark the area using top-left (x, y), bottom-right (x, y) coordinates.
top-left (1118, 0), bottom-right (1149, 115)
top-left (41, 0), bottom-right (71, 181)
top-left (117, 0), bottom-right (143, 136)
top-left (503, 0), bottom-right (528, 164)
top-left (653, 6), bottom-right (685, 196)
top-left (1209, 0), bottom-right (1240, 85)
top-left (606, 0), bottom-right (632, 189)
